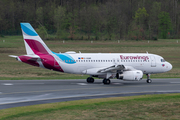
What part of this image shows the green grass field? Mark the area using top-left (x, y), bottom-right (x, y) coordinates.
top-left (0, 94), bottom-right (180, 120)
top-left (0, 36), bottom-right (180, 80)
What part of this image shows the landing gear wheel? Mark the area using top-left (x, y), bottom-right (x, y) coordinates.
top-left (146, 74), bottom-right (152, 83)
top-left (147, 79), bottom-right (152, 83)
top-left (103, 79), bottom-right (111, 85)
top-left (87, 77), bottom-right (94, 83)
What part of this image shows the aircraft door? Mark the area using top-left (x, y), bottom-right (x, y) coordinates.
top-left (150, 56), bottom-right (156, 67)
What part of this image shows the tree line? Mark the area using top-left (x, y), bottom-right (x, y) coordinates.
top-left (0, 0), bottom-right (180, 40)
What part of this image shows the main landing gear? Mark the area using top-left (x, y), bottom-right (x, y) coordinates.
top-left (103, 78), bottom-right (111, 85)
top-left (146, 74), bottom-right (152, 83)
top-left (86, 77), bottom-right (94, 83)
top-left (86, 77), bottom-right (111, 85)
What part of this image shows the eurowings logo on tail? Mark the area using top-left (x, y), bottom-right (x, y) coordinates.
top-left (21, 23), bottom-right (52, 55)
top-left (17, 23), bottom-right (64, 72)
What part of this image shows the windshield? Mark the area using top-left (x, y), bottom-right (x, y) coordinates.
top-left (161, 59), bottom-right (166, 62)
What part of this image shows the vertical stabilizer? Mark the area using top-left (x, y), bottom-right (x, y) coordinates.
top-left (20, 23), bottom-right (52, 55)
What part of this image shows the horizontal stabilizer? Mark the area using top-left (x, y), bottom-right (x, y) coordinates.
top-left (24, 54), bottom-right (40, 59)
top-left (9, 55), bottom-right (18, 58)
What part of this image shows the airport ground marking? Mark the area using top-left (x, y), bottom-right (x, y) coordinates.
top-left (1, 83), bottom-right (13, 86)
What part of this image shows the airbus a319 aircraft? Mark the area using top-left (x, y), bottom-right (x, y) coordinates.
top-left (9, 23), bottom-right (172, 84)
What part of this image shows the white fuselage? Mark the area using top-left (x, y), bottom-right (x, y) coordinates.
top-left (54, 53), bottom-right (172, 76)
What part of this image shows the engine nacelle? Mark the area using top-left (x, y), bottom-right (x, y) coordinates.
top-left (116, 70), bottom-right (143, 81)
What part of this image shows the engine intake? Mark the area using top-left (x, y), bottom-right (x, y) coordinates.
top-left (116, 70), bottom-right (143, 81)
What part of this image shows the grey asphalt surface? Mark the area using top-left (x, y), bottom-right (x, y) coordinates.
top-left (0, 78), bottom-right (180, 110)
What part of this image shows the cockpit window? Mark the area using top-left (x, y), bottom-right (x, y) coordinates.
top-left (161, 59), bottom-right (165, 62)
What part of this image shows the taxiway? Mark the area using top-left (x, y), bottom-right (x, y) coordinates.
top-left (0, 79), bottom-right (180, 109)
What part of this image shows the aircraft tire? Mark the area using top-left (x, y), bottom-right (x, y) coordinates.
top-left (87, 77), bottom-right (94, 83)
top-left (103, 79), bottom-right (111, 85)
top-left (147, 79), bottom-right (152, 83)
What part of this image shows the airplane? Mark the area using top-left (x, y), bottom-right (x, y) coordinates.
top-left (9, 23), bottom-right (172, 84)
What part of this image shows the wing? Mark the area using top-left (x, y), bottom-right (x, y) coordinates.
top-left (83, 65), bottom-right (141, 80)
top-left (83, 64), bottom-right (137, 76)
top-left (83, 64), bottom-right (127, 75)
top-left (97, 65), bottom-right (125, 73)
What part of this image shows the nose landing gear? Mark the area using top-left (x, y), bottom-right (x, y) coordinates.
top-left (146, 74), bottom-right (152, 83)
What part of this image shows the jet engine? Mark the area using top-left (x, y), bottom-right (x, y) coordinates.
top-left (116, 70), bottom-right (143, 81)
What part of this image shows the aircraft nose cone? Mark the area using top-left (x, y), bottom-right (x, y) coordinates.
top-left (169, 63), bottom-right (173, 71)
top-left (166, 62), bottom-right (173, 72)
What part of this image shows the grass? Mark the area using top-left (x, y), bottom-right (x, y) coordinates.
top-left (0, 36), bottom-right (180, 80)
top-left (0, 94), bottom-right (180, 120)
